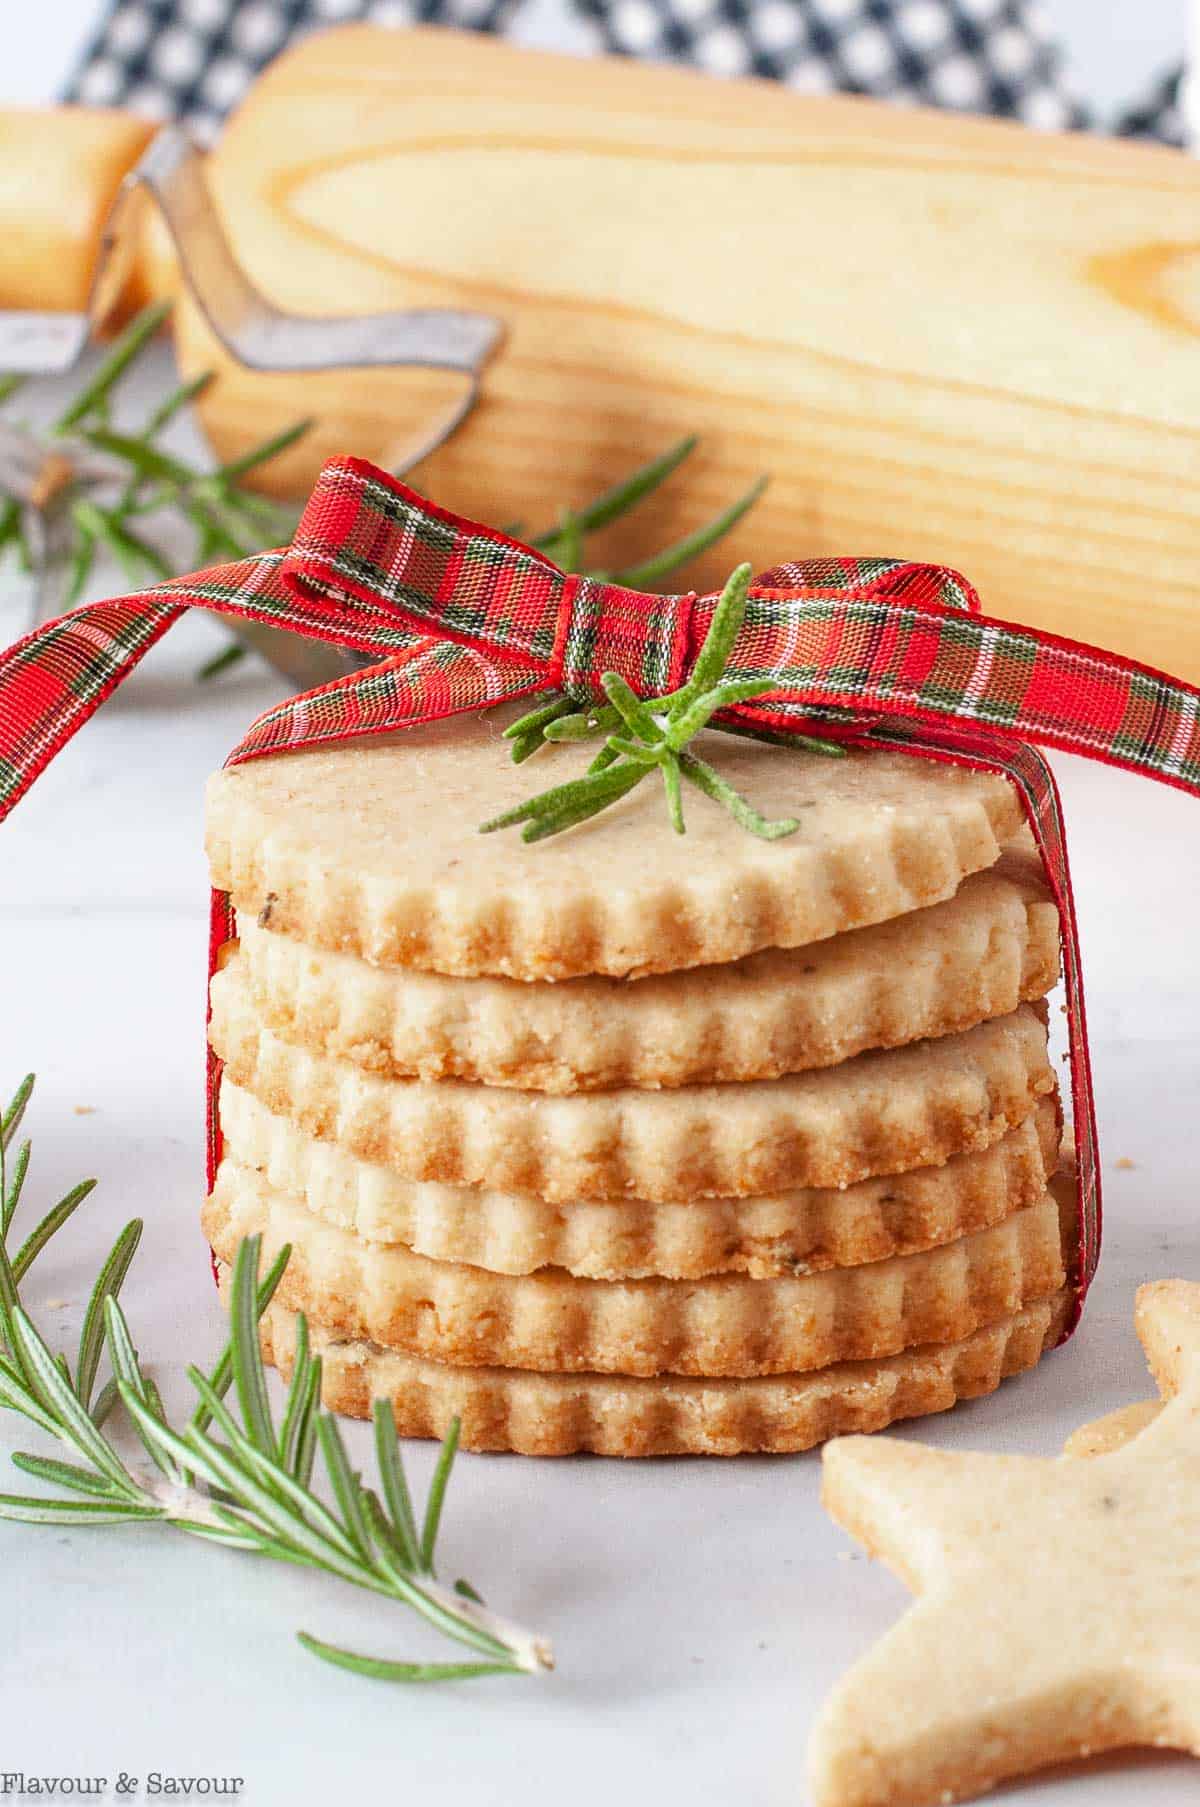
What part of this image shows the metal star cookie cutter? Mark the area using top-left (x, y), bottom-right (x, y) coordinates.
top-left (0, 125), bottom-right (503, 686)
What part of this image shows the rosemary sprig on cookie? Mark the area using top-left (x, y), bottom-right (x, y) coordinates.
top-left (481, 562), bottom-right (845, 844)
top-left (0, 1075), bottom-right (552, 1683)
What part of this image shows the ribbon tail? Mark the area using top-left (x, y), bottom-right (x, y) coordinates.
top-left (0, 541), bottom-right (466, 826)
top-left (0, 550), bottom-right (303, 824)
top-left (0, 453), bottom-right (579, 827)
top-left (862, 723), bottom-right (1100, 1328)
top-left (0, 593), bottom-right (185, 824)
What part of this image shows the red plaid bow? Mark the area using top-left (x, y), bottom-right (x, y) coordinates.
top-left (5, 454), bottom-right (1200, 1335)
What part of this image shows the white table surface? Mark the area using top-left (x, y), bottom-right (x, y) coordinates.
top-left (3, 343), bottom-right (1200, 1807)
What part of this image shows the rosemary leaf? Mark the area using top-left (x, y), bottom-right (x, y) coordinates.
top-left (543, 706), bottom-right (620, 743)
top-left (502, 694), bottom-right (575, 764)
top-left (173, 1517), bottom-right (266, 1553)
top-left (2, 1141), bottom-right (30, 1233)
top-left (75, 1218), bottom-right (142, 1407)
top-left (615, 476), bottom-right (768, 589)
top-left (662, 755), bottom-right (686, 834)
top-left (228, 1235), bottom-right (278, 1457)
top-left (119, 1388), bottom-right (227, 1492)
top-left (190, 1243), bottom-right (291, 1436)
top-left (679, 751), bottom-right (800, 840)
top-left (54, 300), bottom-right (173, 433)
top-left (10, 1451), bottom-right (123, 1498)
top-left (277, 1312), bottom-right (313, 1470)
top-left (681, 563), bottom-right (753, 701)
top-left (292, 1358), bottom-right (323, 1490)
top-left (420, 1418), bottom-right (461, 1574)
top-left (520, 764), bottom-right (647, 842)
top-left (665, 677), bottom-right (776, 748)
top-left (0, 1366), bottom-right (61, 1438)
top-left (201, 419), bottom-right (314, 490)
top-left (532, 435), bottom-right (698, 545)
top-left (501, 693), bottom-right (565, 739)
top-left (62, 533), bottom-right (98, 609)
top-left (316, 1416), bottom-right (373, 1562)
top-left (103, 1297), bottom-right (178, 1482)
top-left (82, 427), bottom-right (192, 489)
top-left (71, 501), bottom-right (168, 586)
top-left (0, 1493), bottom-right (164, 1526)
top-left (479, 761), bottom-right (644, 834)
top-left (1, 1076), bottom-right (35, 1153)
top-left (144, 372), bottom-right (214, 439)
top-left (197, 643), bottom-right (248, 683)
top-left (11, 1180), bottom-right (97, 1284)
top-left (544, 511), bottom-right (583, 575)
top-left (600, 672), bottom-right (664, 744)
top-left (0, 496), bottom-right (20, 559)
top-left (507, 726), bottom-right (548, 766)
top-left (9, 1311), bottom-right (136, 1492)
top-left (604, 736), bottom-right (665, 767)
top-left (373, 1400), bottom-right (421, 1568)
top-left (297, 1633), bottom-right (517, 1685)
top-left (90, 1376), bottom-right (120, 1431)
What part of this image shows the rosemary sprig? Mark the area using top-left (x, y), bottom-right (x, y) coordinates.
top-left (0, 303), bottom-right (308, 656)
top-left (0, 1075), bottom-right (551, 1683)
top-left (482, 563), bottom-right (846, 844)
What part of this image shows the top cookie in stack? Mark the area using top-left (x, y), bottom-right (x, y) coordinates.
top-left (203, 710), bottom-right (1072, 1457)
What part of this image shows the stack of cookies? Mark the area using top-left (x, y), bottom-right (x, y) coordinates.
top-left (202, 709), bottom-right (1075, 1456)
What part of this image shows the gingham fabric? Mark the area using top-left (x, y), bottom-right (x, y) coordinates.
top-left (64, 0), bottom-right (521, 142)
top-left (1116, 64), bottom-right (1187, 148)
top-left (9, 457), bottom-right (1200, 1329)
top-left (575, 0), bottom-right (1082, 126)
top-left (66, 0), bottom-right (1138, 141)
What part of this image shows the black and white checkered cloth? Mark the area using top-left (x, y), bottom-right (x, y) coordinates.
top-left (64, 0), bottom-right (1178, 147)
top-left (1115, 63), bottom-right (1187, 147)
top-left (575, 0), bottom-right (1081, 129)
top-left (65, 0), bottom-right (521, 142)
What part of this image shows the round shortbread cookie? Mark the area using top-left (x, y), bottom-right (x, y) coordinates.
top-left (230, 1270), bottom-right (1073, 1457)
top-left (204, 710), bottom-right (1023, 981)
top-left (219, 1079), bottom-right (1061, 1280)
top-left (209, 961), bottom-right (1054, 1202)
top-left (231, 847), bottom-right (1059, 1093)
top-left (202, 1163), bottom-right (1071, 1378)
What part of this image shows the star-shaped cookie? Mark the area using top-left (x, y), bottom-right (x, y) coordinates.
top-left (809, 1279), bottom-right (1200, 1807)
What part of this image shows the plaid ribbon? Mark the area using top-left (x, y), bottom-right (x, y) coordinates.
top-left (7, 455), bottom-right (1200, 1336)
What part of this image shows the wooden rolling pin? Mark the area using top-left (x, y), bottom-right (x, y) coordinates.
top-left (3, 26), bottom-right (1200, 678)
top-left (0, 106), bottom-right (154, 317)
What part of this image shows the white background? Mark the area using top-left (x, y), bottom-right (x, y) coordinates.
top-left (0, 1), bottom-right (1190, 112)
top-left (3, 6), bottom-right (1200, 1807)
